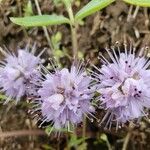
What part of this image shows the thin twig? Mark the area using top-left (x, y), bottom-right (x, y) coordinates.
top-left (0, 129), bottom-right (46, 138)
top-left (34, 0), bottom-right (54, 55)
top-left (133, 6), bottom-right (139, 19)
top-left (106, 138), bottom-right (112, 150)
top-left (122, 131), bottom-right (132, 150)
top-left (144, 8), bottom-right (149, 27)
top-left (122, 123), bottom-right (133, 150)
top-left (127, 5), bottom-right (133, 22)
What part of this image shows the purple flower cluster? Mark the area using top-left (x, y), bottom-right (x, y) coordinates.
top-left (0, 45), bottom-right (95, 129)
top-left (36, 65), bottom-right (95, 129)
top-left (1, 43), bottom-right (150, 130)
top-left (94, 45), bottom-right (150, 128)
top-left (0, 45), bottom-right (42, 103)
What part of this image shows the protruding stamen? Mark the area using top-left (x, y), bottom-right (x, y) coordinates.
top-left (138, 47), bottom-right (145, 57)
top-left (31, 42), bottom-right (37, 54)
top-left (99, 52), bottom-right (110, 65)
top-left (115, 41), bottom-right (121, 57)
top-left (123, 42), bottom-right (128, 58)
top-left (111, 46), bottom-right (119, 63)
top-left (0, 47), bottom-right (9, 57)
top-left (105, 47), bottom-right (118, 65)
top-left (38, 48), bottom-right (46, 58)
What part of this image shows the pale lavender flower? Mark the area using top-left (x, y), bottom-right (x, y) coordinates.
top-left (94, 44), bottom-right (150, 129)
top-left (0, 45), bottom-right (43, 103)
top-left (35, 63), bottom-right (95, 129)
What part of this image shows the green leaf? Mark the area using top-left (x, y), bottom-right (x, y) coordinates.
top-left (100, 133), bottom-right (108, 141)
top-left (0, 94), bottom-right (7, 100)
top-left (123, 0), bottom-right (150, 7)
top-left (68, 134), bottom-right (87, 148)
top-left (10, 14), bottom-right (70, 27)
top-left (62, 0), bottom-right (73, 7)
top-left (77, 143), bottom-right (87, 150)
top-left (75, 0), bottom-right (115, 20)
top-left (41, 144), bottom-right (54, 150)
top-left (53, 0), bottom-right (62, 5)
top-left (45, 125), bottom-right (73, 135)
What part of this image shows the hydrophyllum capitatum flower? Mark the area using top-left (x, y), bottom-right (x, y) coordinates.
top-left (35, 63), bottom-right (95, 130)
top-left (0, 44), bottom-right (44, 103)
top-left (94, 43), bottom-right (150, 129)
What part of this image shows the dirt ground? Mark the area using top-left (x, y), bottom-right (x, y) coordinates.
top-left (0, 0), bottom-right (150, 150)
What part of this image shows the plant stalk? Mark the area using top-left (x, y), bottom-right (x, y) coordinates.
top-left (34, 0), bottom-right (54, 55)
top-left (122, 123), bottom-right (133, 150)
top-left (122, 132), bottom-right (132, 150)
top-left (70, 24), bottom-right (78, 60)
top-left (66, 4), bottom-right (78, 60)
top-left (66, 131), bottom-right (70, 150)
top-left (82, 115), bottom-right (86, 138)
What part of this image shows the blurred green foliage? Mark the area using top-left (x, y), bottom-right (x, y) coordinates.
top-left (24, 0), bottom-right (33, 17)
top-left (123, 0), bottom-right (150, 7)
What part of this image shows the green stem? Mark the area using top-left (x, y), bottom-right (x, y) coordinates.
top-left (70, 24), bottom-right (78, 60)
top-left (66, 131), bottom-right (70, 150)
top-left (106, 138), bottom-right (112, 150)
top-left (122, 132), bottom-right (132, 150)
top-left (66, 3), bottom-right (78, 60)
top-left (122, 123), bottom-right (133, 150)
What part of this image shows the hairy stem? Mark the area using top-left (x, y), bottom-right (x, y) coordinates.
top-left (122, 132), bottom-right (132, 150)
top-left (122, 123), bottom-right (133, 150)
top-left (127, 5), bottom-right (133, 22)
top-left (70, 24), bottom-right (78, 60)
top-left (133, 6), bottom-right (139, 19)
top-left (66, 4), bottom-right (78, 60)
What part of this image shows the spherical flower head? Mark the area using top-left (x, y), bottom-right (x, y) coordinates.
top-left (0, 45), bottom-right (43, 103)
top-left (95, 44), bottom-right (150, 128)
top-left (36, 64), bottom-right (95, 129)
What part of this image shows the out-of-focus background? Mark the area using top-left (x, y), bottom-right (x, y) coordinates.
top-left (0, 0), bottom-right (150, 149)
